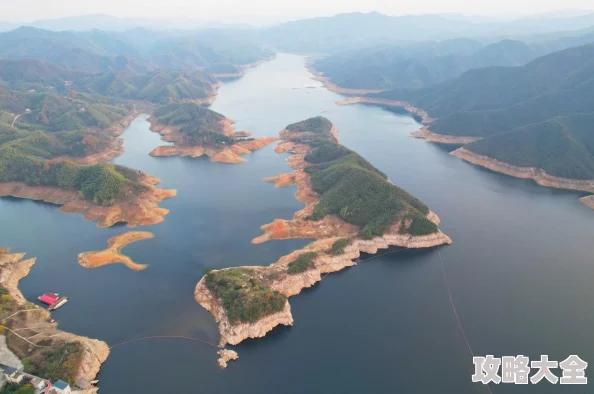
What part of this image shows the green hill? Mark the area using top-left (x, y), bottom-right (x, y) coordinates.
top-left (153, 102), bottom-right (233, 145)
top-left (465, 115), bottom-right (594, 180)
top-left (373, 43), bottom-right (594, 180)
top-left (287, 117), bottom-right (437, 238)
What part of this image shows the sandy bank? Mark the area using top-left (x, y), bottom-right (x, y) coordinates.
top-left (0, 250), bottom-right (109, 389)
top-left (452, 147), bottom-right (594, 208)
top-left (78, 231), bottom-right (154, 270)
top-left (0, 173), bottom-right (176, 228)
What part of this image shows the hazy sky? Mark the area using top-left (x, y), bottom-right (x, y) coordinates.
top-left (3, 0), bottom-right (594, 24)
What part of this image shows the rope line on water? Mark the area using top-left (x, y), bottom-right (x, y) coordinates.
top-left (437, 246), bottom-right (493, 394)
top-left (109, 335), bottom-right (220, 350)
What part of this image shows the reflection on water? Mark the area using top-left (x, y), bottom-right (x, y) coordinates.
top-left (1, 54), bottom-right (593, 394)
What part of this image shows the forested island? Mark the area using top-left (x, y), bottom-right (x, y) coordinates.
top-left (194, 116), bottom-right (451, 349)
top-left (148, 102), bottom-right (278, 163)
top-left (335, 43), bottom-right (594, 207)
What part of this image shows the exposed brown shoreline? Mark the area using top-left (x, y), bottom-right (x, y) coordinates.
top-left (410, 127), bottom-right (480, 144)
top-left (0, 173), bottom-right (176, 228)
top-left (305, 60), bottom-right (386, 95)
top-left (195, 124), bottom-right (452, 348)
top-left (452, 147), bottom-right (594, 208)
top-left (0, 249), bottom-right (109, 392)
top-left (78, 231), bottom-right (154, 270)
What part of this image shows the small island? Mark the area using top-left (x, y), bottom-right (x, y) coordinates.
top-left (194, 117), bottom-right (451, 349)
top-left (78, 231), bottom-right (154, 270)
top-left (0, 249), bottom-right (109, 392)
top-left (148, 102), bottom-right (278, 164)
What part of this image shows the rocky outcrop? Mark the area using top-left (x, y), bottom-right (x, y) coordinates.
top-left (0, 173), bottom-right (176, 228)
top-left (411, 127), bottom-right (480, 144)
top-left (452, 147), bottom-right (594, 202)
top-left (0, 250), bottom-right (109, 388)
top-left (217, 349), bottom-right (239, 368)
top-left (195, 277), bottom-right (294, 347)
top-left (78, 231), bottom-right (154, 270)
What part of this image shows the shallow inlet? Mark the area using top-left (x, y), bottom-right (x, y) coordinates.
top-left (0, 54), bottom-right (593, 394)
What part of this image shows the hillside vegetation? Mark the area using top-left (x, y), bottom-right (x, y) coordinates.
top-left (373, 43), bottom-right (594, 179)
top-left (466, 115), bottom-right (594, 180)
top-left (286, 117), bottom-right (437, 238)
top-left (204, 268), bottom-right (286, 324)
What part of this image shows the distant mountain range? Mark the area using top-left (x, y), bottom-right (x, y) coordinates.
top-left (0, 26), bottom-right (273, 72)
top-left (313, 30), bottom-right (594, 90)
top-left (0, 14), bottom-right (255, 32)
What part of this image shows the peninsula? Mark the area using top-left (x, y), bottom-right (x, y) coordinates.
top-left (148, 102), bottom-right (278, 164)
top-left (0, 165), bottom-right (176, 228)
top-left (78, 231), bottom-right (154, 270)
top-left (194, 116), bottom-right (451, 349)
top-left (0, 249), bottom-right (109, 393)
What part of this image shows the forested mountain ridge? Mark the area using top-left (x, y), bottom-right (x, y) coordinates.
top-left (370, 43), bottom-right (594, 180)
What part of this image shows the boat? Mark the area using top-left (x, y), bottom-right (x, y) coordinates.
top-left (38, 293), bottom-right (69, 311)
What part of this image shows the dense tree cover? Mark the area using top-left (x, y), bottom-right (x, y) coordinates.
top-left (287, 252), bottom-right (317, 274)
top-left (286, 116), bottom-right (334, 135)
top-left (85, 69), bottom-right (217, 104)
top-left (330, 238), bottom-right (352, 255)
top-left (372, 43), bottom-right (594, 179)
top-left (0, 89), bottom-right (126, 134)
top-left (374, 44), bottom-right (594, 120)
top-left (466, 115), bottom-right (594, 179)
top-left (0, 143), bottom-right (142, 205)
top-left (288, 117), bottom-right (437, 238)
top-left (205, 269), bottom-right (286, 324)
top-left (154, 102), bottom-right (237, 145)
top-left (0, 383), bottom-right (35, 394)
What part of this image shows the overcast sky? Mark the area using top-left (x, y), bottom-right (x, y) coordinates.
top-left (3, 0), bottom-right (594, 24)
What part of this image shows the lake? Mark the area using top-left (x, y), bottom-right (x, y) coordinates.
top-left (1, 54), bottom-right (593, 393)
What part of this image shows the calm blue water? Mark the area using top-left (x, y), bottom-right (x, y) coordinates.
top-left (1, 54), bottom-right (593, 393)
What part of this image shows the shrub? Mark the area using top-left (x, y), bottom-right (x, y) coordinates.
top-left (330, 238), bottom-right (352, 255)
top-left (287, 252), bottom-right (317, 274)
